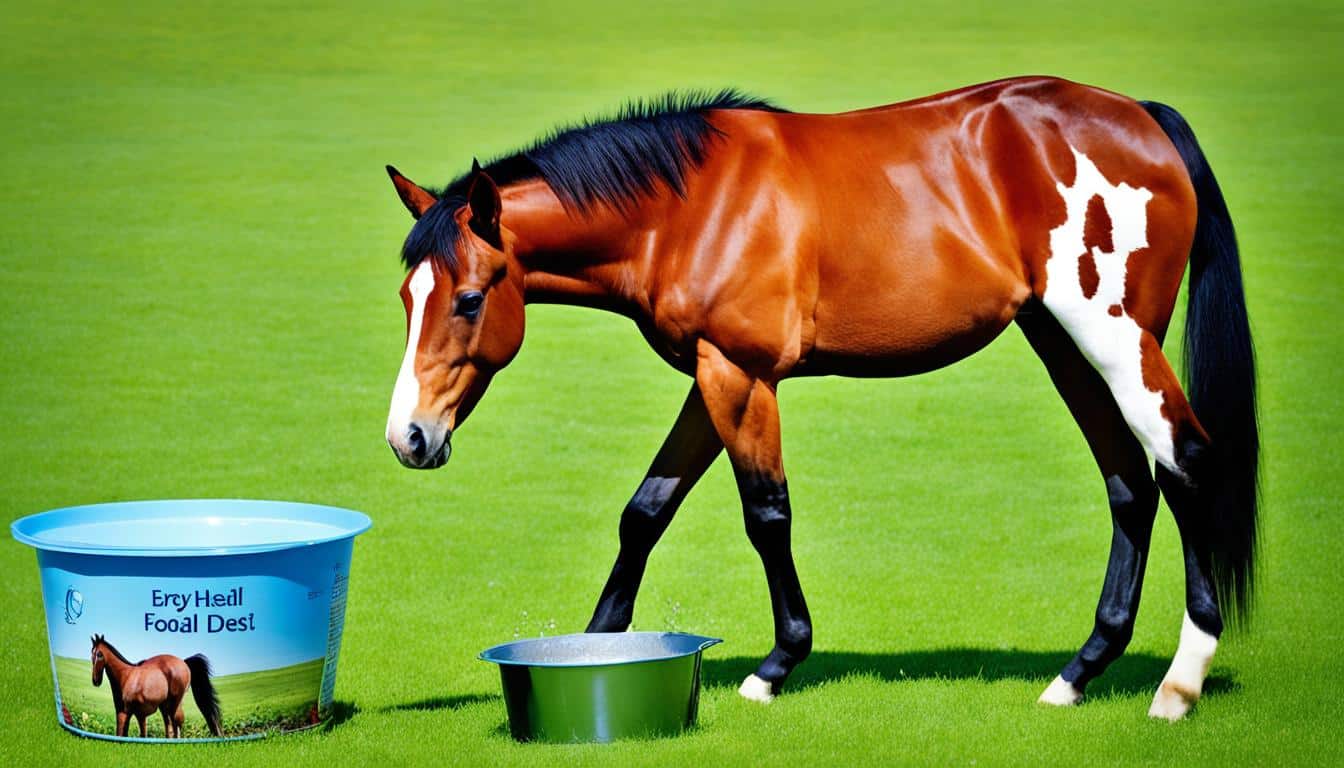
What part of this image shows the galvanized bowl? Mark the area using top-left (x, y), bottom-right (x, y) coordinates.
top-left (480, 632), bottom-right (722, 743)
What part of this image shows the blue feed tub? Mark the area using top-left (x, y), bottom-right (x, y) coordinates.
top-left (11, 500), bottom-right (371, 742)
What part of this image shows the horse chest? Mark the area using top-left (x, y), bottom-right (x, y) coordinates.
top-left (636, 316), bottom-right (698, 375)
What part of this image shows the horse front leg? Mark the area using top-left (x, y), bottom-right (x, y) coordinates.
top-left (695, 340), bottom-right (812, 702)
top-left (136, 713), bottom-right (147, 738)
top-left (115, 711), bottom-right (129, 737)
top-left (587, 385), bottom-right (723, 632)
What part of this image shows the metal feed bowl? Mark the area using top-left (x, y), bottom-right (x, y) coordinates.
top-left (480, 632), bottom-right (722, 743)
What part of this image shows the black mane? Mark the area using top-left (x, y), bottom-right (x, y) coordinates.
top-left (400, 89), bottom-right (783, 271)
top-left (94, 634), bottom-right (137, 666)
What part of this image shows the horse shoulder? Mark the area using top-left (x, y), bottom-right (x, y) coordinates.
top-left (651, 112), bottom-right (819, 378)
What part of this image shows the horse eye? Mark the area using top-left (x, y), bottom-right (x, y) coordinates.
top-left (455, 291), bottom-right (484, 319)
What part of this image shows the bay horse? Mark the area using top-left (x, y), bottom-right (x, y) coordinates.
top-left (90, 634), bottom-right (222, 738)
top-left (383, 77), bottom-right (1257, 720)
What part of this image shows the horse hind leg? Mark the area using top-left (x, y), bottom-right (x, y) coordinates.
top-left (1018, 306), bottom-right (1159, 705)
top-left (1036, 302), bottom-right (1203, 480)
top-left (1041, 147), bottom-right (1206, 480)
top-left (1148, 465), bottom-right (1223, 720)
top-left (1036, 296), bottom-right (1222, 714)
top-left (1040, 159), bottom-right (1222, 717)
top-left (161, 698), bottom-right (184, 738)
top-left (1044, 303), bottom-right (1224, 718)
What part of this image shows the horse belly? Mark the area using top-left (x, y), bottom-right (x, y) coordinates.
top-left (128, 672), bottom-right (171, 714)
top-left (801, 312), bottom-right (1013, 376)
top-left (802, 255), bottom-right (1027, 377)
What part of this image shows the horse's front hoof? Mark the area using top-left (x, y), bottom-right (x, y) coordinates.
top-left (1148, 681), bottom-right (1197, 721)
top-left (1037, 675), bottom-right (1084, 706)
top-left (738, 674), bottom-right (776, 703)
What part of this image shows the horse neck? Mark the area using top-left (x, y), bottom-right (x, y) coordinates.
top-left (97, 642), bottom-right (135, 682)
top-left (500, 179), bottom-right (655, 318)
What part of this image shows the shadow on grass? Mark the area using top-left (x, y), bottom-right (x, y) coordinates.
top-left (703, 649), bottom-right (1239, 700)
top-left (381, 693), bottom-right (501, 713)
top-left (322, 701), bottom-right (359, 732)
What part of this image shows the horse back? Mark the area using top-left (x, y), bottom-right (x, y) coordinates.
top-left (680, 77), bottom-right (1193, 378)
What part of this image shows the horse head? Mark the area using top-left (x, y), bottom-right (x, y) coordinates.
top-left (90, 634), bottom-right (105, 687)
top-left (383, 162), bottom-right (525, 469)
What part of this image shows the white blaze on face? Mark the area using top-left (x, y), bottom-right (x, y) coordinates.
top-left (387, 261), bottom-right (436, 443)
top-left (1043, 148), bottom-right (1177, 471)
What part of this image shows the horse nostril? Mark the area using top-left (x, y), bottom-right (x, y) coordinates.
top-left (407, 423), bottom-right (427, 460)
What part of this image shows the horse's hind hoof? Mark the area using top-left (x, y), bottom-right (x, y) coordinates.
top-left (738, 674), bottom-right (775, 703)
top-left (1037, 675), bottom-right (1084, 706)
top-left (1148, 681), bottom-right (1197, 721)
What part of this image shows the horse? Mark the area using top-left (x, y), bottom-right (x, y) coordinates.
top-left (90, 634), bottom-right (222, 738)
top-left (382, 77), bottom-right (1258, 720)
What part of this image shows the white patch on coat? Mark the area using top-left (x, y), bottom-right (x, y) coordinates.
top-left (738, 674), bottom-right (775, 703)
top-left (387, 261), bottom-right (436, 443)
top-left (1037, 675), bottom-right (1084, 706)
top-left (1149, 611), bottom-right (1218, 720)
top-left (1043, 148), bottom-right (1177, 471)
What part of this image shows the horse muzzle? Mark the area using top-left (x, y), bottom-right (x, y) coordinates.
top-left (388, 422), bottom-right (451, 469)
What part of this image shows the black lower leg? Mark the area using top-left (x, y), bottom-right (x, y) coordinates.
top-left (1156, 466), bottom-right (1223, 638)
top-left (587, 387), bottom-right (721, 633)
top-left (1060, 471), bottom-right (1158, 690)
top-left (740, 473), bottom-right (812, 692)
top-left (587, 477), bottom-right (684, 632)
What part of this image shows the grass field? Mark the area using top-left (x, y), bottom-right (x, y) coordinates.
top-left (2, 1), bottom-right (1342, 765)
top-left (53, 657), bottom-right (323, 738)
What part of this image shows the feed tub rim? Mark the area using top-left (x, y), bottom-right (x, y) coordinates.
top-left (11, 498), bottom-right (372, 558)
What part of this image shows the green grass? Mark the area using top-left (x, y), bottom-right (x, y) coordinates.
top-left (53, 658), bottom-right (323, 738)
top-left (2, 1), bottom-right (1341, 765)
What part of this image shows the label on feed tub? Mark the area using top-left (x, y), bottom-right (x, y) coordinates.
top-left (37, 539), bottom-right (355, 741)
top-left (318, 566), bottom-right (347, 716)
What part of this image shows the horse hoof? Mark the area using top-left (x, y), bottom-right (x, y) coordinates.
top-left (1148, 681), bottom-right (1196, 721)
top-left (1037, 675), bottom-right (1084, 706)
top-left (738, 674), bottom-right (775, 703)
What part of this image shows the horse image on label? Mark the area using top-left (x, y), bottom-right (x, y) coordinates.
top-left (90, 634), bottom-right (222, 738)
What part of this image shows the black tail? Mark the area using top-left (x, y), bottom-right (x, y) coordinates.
top-left (1141, 100), bottom-right (1259, 627)
top-left (184, 654), bottom-right (223, 736)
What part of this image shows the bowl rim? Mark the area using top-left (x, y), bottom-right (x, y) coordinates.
top-left (479, 631), bottom-right (723, 668)
top-left (10, 499), bottom-right (372, 557)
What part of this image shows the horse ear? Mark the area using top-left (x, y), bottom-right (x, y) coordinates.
top-left (387, 165), bottom-right (437, 220)
top-left (467, 159), bottom-right (502, 248)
